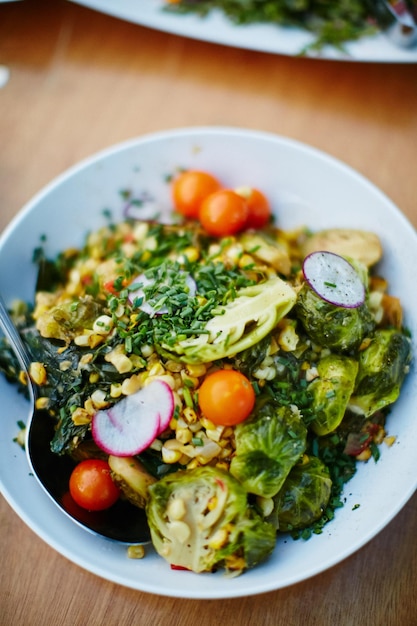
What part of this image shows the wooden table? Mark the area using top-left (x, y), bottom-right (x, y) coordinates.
top-left (1, 1), bottom-right (417, 624)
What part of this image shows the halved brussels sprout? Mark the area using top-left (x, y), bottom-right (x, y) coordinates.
top-left (35, 295), bottom-right (102, 342)
top-left (146, 466), bottom-right (276, 574)
top-left (275, 456), bottom-right (332, 532)
top-left (230, 398), bottom-right (307, 498)
top-left (161, 277), bottom-right (297, 364)
top-left (349, 329), bottom-right (411, 417)
top-left (295, 283), bottom-right (375, 353)
top-left (308, 354), bottom-right (359, 436)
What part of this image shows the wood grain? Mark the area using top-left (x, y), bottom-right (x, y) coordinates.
top-left (1, 1), bottom-right (416, 624)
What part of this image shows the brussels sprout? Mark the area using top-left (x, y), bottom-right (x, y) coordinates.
top-left (275, 456), bottom-right (332, 532)
top-left (146, 466), bottom-right (276, 574)
top-left (108, 456), bottom-right (157, 509)
top-left (239, 231), bottom-right (292, 276)
top-left (35, 295), bottom-right (102, 342)
top-left (308, 354), bottom-right (359, 436)
top-left (349, 329), bottom-right (411, 417)
top-left (301, 228), bottom-right (382, 268)
top-left (161, 277), bottom-right (296, 364)
top-left (229, 399), bottom-right (307, 498)
top-left (295, 283), bottom-right (375, 352)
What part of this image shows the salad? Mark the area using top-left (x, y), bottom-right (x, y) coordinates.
top-left (0, 169), bottom-right (411, 576)
top-left (164, 0), bottom-right (380, 52)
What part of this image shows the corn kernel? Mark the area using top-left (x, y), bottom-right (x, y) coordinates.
top-left (278, 324), bottom-right (299, 352)
top-left (167, 498), bottom-right (186, 521)
top-left (112, 354), bottom-right (133, 374)
top-left (121, 375), bottom-right (142, 395)
top-left (148, 362), bottom-right (165, 377)
top-left (18, 370), bottom-right (28, 386)
top-left (253, 365), bottom-right (276, 381)
top-left (186, 458), bottom-right (200, 470)
top-left (238, 253), bottom-right (255, 269)
top-left (164, 360), bottom-right (183, 373)
top-left (183, 246), bottom-right (200, 263)
top-left (15, 426), bottom-right (26, 449)
top-left (129, 354), bottom-right (145, 369)
top-left (356, 448), bottom-right (372, 462)
top-left (91, 389), bottom-right (108, 409)
top-left (206, 428), bottom-right (222, 443)
top-left (145, 374), bottom-right (176, 390)
top-left (80, 353), bottom-right (94, 366)
top-left (164, 439), bottom-right (182, 451)
top-left (200, 416), bottom-right (216, 431)
top-left (89, 372), bottom-right (100, 384)
top-left (88, 334), bottom-right (105, 348)
top-left (186, 363), bottom-right (207, 378)
top-left (183, 407), bottom-right (198, 424)
top-left (208, 528), bottom-right (228, 550)
top-left (35, 397), bottom-right (49, 410)
top-left (207, 496), bottom-right (217, 511)
top-left (180, 372), bottom-right (199, 389)
top-left (219, 447), bottom-right (233, 459)
top-left (127, 545), bottom-right (145, 560)
top-left (71, 407), bottom-right (92, 426)
top-left (176, 428), bottom-right (193, 444)
top-left (162, 446), bottom-right (182, 464)
top-left (74, 333), bottom-right (92, 347)
top-left (215, 461), bottom-right (230, 472)
top-left (29, 362), bottom-right (47, 386)
top-left (110, 383), bottom-right (123, 398)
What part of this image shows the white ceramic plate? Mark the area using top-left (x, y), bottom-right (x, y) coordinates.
top-left (1, 127), bottom-right (416, 599)
top-left (67, 0), bottom-right (417, 62)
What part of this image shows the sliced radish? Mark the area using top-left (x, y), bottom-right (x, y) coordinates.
top-left (128, 272), bottom-right (197, 316)
top-left (302, 251), bottom-right (365, 309)
top-left (128, 273), bottom-right (167, 315)
top-left (92, 380), bottom-right (174, 456)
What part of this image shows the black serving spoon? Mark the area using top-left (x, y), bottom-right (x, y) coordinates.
top-left (0, 294), bottom-right (151, 544)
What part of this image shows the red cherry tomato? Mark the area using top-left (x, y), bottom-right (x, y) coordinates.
top-left (172, 170), bottom-right (221, 219)
top-left (199, 189), bottom-right (249, 237)
top-left (69, 459), bottom-right (120, 511)
top-left (198, 369), bottom-right (255, 426)
top-left (237, 187), bottom-right (272, 229)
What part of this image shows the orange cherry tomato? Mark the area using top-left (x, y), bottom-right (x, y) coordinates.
top-left (238, 187), bottom-right (272, 229)
top-left (199, 189), bottom-right (249, 237)
top-left (172, 170), bottom-right (221, 219)
top-left (69, 459), bottom-right (120, 511)
top-left (198, 369), bottom-right (256, 426)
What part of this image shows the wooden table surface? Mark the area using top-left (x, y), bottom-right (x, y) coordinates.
top-left (1, 1), bottom-right (417, 624)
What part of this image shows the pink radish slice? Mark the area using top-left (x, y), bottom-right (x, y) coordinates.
top-left (302, 251), bottom-right (365, 309)
top-left (128, 273), bottom-right (167, 315)
top-left (128, 272), bottom-right (197, 316)
top-left (92, 380), bottom-right (174, 456)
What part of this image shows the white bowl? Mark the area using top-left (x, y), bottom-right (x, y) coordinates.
top-left (1, 127), bottom-right (416, 599)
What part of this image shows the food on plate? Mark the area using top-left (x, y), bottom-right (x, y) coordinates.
top-left (164, 0), bottom-right (379, 52)
top-left (0, 168), bottom-right (411, 576)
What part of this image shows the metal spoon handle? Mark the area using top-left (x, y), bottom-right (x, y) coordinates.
top-left (0, 294), bottom-right (33, 386)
